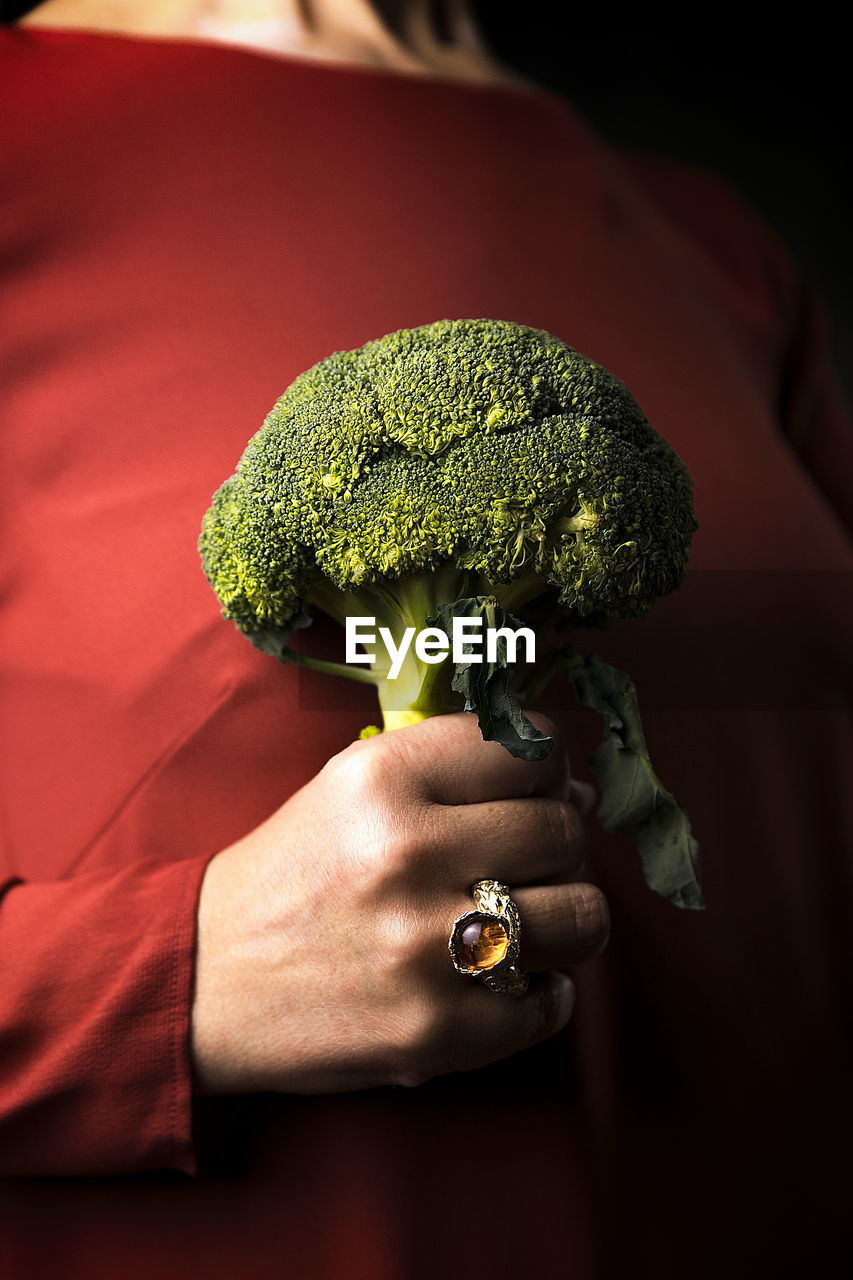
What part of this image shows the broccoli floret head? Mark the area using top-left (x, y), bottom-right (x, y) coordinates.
top-left (201, 319), bottom-right (705, 907)
top-left (200, 318), bottom-right (696, 637)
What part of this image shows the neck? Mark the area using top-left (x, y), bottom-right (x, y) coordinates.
top-left (20, 0), bottom-right (523, 85)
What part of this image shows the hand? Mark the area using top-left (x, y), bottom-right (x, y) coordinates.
top-left (191, 712), bottom-right (610, 1094)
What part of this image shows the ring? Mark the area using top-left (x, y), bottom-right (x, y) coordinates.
top-left (449, 879), bottom-right (529, 997)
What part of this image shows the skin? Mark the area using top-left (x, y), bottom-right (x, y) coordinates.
top-left (19, 0), bottom-right (611, 1093)
top-left (19, 0), bottom-right (530, 86)
top-left (193, 713), bottom-right (609, 1094)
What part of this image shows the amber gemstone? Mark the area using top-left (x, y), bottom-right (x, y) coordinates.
top-left (457, 919), bottom-right (509, 971)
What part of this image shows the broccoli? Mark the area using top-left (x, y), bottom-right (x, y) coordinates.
top-left (200, 319), bottom-right (703, 908)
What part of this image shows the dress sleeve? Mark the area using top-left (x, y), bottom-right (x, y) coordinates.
top-left (0, 854), bottom-right (210, 1177)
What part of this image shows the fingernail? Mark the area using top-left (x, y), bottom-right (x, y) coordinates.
top-left (572, 780), bottom-right (597, 815)
top-left (553, 972), bottom-right (576, 1026)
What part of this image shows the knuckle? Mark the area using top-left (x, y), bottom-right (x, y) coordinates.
top-left (375, 804), bottom-right (447, 887)
top-left (569, 884), bottom-right (611, 953)
top-left (542, 799), bottom-right (587, 860)
top-left (378, 821), bottom-right (430, 880)
top-left (393, 1066), bottom-right (435, 1090)
top-left (543, 980), bottom-right (575, 1039)
top-left (385, 997), bottom-right (448, 1088)
top-left (532, 990), bottom-right (559, 1043)
top-left (522, 979), bottom-right (575, 1047)
top-left (325, 747), bottom-right (431, 880)
top-left (326, 739), bottom-right (388, 798)
top-left (376, 901), bottom-right (428, 977)
top-left (552, 799), bottom-right (577, 847)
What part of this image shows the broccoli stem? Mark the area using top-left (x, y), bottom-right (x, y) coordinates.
top-left (306, 564), bottom-right (477, 729)
top-left (300, 564), bottom-right (552, 731)
top-left (276, 647), bottom-right (383, 687)
top-left (375, 641), bottom-right (462, 728)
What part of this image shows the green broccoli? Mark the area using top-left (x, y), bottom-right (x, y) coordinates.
top-left (200, 318), bottom-right (703, 909)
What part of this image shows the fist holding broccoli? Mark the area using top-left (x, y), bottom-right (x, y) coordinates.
top-left (192, 318), bottom-right (701, 1101)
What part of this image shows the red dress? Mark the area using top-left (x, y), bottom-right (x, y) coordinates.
top-left (1, 27), bottom-right (851, 1279)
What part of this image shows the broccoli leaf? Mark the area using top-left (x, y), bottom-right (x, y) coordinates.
top-left (246, 615), bottom-right (313, 662)
top-left (566, 649), bottom-right (705, 910)
top-left (430, 598), bottom-right (553, 762)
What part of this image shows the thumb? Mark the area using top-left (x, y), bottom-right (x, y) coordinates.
top-left (452, 969), bottom-right (576, 1074)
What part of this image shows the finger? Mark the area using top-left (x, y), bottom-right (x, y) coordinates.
top-left (513, 882), bottom-right (611, 969)
top-left (427, 795), bottom-right (588, 886)
top-left (569, 779), bottom-right (596, 816)
top-left (437, 970), bottom-right (576, 1077)
top-left (388, 711), bottom-right (572, 803)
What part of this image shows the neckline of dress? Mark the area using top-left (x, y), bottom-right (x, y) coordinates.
top-left (13, 22), bottom-right (564, 110)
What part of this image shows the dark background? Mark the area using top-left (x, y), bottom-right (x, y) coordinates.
top-left (474, 7), bottom-right (852, 399)
top-left (4, 1), bottom-right (851, 398)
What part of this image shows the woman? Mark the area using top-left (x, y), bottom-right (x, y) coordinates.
top-left (2, 3), bottom-right (851, 1277)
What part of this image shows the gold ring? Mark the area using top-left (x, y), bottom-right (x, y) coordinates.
top-left (449, 879), bottom-right (529, 997)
